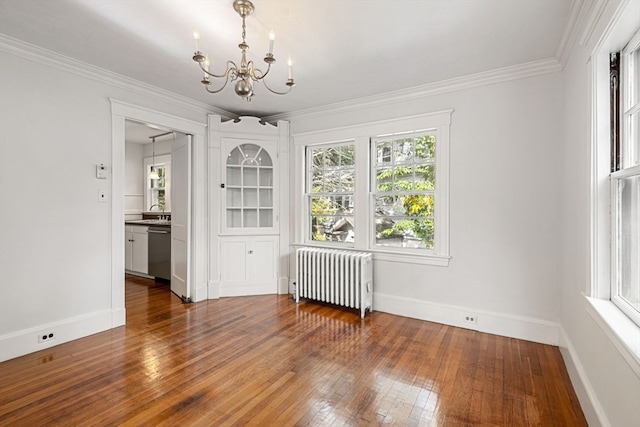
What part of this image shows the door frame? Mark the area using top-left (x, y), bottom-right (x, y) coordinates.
top-left (110, 100), bottom-right (207, 327)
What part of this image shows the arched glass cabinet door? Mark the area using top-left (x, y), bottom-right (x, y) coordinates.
top-left (225, 143), bottom-right (274, 229)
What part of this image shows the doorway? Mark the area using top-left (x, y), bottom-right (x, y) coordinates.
top-left (124, 120), bottom-right (187, 300)
top-left (111, 100), bottom-right (207, 328)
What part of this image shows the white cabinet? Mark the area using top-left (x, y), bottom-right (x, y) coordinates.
top-left (220, 236), bottom-right (278, 297)
top-left (125, 225), bottom-right (148, 275)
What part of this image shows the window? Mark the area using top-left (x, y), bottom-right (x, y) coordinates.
top-left (144, 154), bottom-right (171, 212)
top-left (297, 110), bottom-right (451, 265)
top-left (372, 132), bottom-right (436, 249)
top-left (306, 143), bottom-right (355, 242)
top-left (611, 28), bottom-right (640, 326)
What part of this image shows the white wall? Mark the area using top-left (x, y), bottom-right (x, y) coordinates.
top-left (0, 46), bottom-right (210, 361)
top-left (288, 71), bottom-right (564, 344)
top-left (558, 1), bottom-right (640, 426)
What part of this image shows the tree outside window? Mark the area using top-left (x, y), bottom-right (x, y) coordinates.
top-left (307, 143), bottom-right (355, 242)
top-left (373, 133), bottom-right (436, 249)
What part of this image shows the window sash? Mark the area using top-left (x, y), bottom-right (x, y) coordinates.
top-left (306, 142), bottom-right (355, 244)
top-left (611, 28), bottom-right (640, 327)
top-left (371, 132), bottom-right (438, 252)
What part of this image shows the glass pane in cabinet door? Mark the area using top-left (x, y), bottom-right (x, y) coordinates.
top-left (258, 152), bottom-right (272, 166)
top-left (243, 188), bottom-right (258, 207)
top-left (243, 167), bottom-right (258, 186)
top-left (227, 209), bottom-right (242, 228)
top-left (243, 209), bottom-right (258, 227)
top-left (259, 189), bottom-right (273, 207)
top-left (240, 144), bottom-right (260, 161)
top-left (227, 147), bottom-right (243, 165)
top-left (259, 168), bottom-right (273, 187)
top-left (259, 209), bottom-right (273, 227)
top-left (227, 166), bottom-right (241, 186)
top-left (226, 188), bottom-right (242, 207)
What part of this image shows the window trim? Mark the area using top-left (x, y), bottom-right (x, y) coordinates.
top-left (293, 110), bottom-right (452, 266)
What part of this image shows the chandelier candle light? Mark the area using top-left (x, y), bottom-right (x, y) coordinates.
top-left (192, 0), bottom-right (295, 101)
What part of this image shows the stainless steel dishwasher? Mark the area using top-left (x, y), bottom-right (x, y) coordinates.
top-left (148, 226), bottom-right (171, 281)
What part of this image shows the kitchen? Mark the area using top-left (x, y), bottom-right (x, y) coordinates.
top-left (124, 121), bottom-right (180, 290)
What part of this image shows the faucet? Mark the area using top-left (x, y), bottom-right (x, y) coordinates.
top-left (148, 204), bottom-right (167, 222)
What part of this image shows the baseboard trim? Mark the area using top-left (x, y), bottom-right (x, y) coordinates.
top-left (373, 292), bottom-right (559, 345)
top-left (207, 280), bottom-right (220, 299)
top-left (0, 309), bottom-right (114, 363)
top-left (559, 327), bottom-right (610, 427)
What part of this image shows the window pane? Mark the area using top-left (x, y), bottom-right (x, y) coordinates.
top-left (394, 138), bottom-right (414, 163)
top-left (376, 141), bottom-right (392, 165)
top-left (415, 164), bottom-right (436, 190)
top-left (374, 194), bottom-right (434, 249)
top-left (618, 174), bottom-right (640, 312)
top-left (393, 166), bottom-right (414, 191)
top-left (415, 135), bottom-right (436, 160)
top-left (311, 214), bottom-right (355, 242)
top-left (341, 145), bottom-right (355, 166)
top-left (311, 195), bottom-right (353, 215)
top-left (339, 169), bottom-right (355, 192)
top-left (324, 146), bottom-right (341, 167)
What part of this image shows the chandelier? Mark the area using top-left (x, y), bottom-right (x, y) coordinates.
top-left (191, 0), bottom-right (295, 101)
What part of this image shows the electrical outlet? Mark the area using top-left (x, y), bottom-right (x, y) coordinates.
top-left (463, 315), bottom-right (477, 325)
top-left (38, 331), bottom-right (56, 343)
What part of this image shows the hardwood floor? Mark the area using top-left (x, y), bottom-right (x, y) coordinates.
top-left (0, 275), bottom-right (586, 426)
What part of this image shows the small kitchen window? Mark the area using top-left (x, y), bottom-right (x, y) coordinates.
top-left (144, 154), bottom-right (171, 212)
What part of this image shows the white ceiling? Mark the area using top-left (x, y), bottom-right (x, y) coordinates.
top-left (0, 0), bottom-right (574, 118)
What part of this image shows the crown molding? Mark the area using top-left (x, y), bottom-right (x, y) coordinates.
top-left (264, 57), bottom-right (562, 123)
top-left (556, 0), bottom-right (590, 69)
top-left (0, 33), bottom-right (231, 118)
top-left (579, 0), bottom-right (609, 47)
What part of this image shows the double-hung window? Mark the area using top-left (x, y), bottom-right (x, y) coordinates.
top-left (298, 110), bottom-right (451, 265)
top-left (372, 132), bottom-right (436, 249)
top-left (306, 143), bottom-right (356, 243)
top-left (611, 28), bottom-right (640, 326)
top-left (144, 154), bottom-right (171, 211)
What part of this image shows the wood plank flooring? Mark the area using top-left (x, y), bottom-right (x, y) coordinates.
top-left (0, 275), bottom-right (586, 426)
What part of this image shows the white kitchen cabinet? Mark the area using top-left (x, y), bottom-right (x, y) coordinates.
top-left (125, 225), bottom-right (148, 275)
top-left (220, 236), bottom-right (278, 297)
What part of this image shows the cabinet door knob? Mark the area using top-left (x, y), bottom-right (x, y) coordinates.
top-left (248, 250), bottom-right (253, 254)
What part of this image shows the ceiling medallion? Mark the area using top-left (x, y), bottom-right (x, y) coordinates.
top-left (192, 0), bottom-right (295, 101)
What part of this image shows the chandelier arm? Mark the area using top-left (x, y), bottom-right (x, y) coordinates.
top-left (251, 63), bottom-right (271, 81)
top-left (204, 74), bottom-right (232, 94)
top-left (261, 77), bottom-right (294, 95)
top-left (199, 60), bottom-right (237, 79)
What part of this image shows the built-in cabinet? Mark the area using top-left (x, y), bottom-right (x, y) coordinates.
top-left (220, 236), bottom-right (278, 295)
top-left (125, 225), bottom-right (148, 275)
top-left (209, 116), bottom-right (289, 298)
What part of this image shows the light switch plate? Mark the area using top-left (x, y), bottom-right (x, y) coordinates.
top-left (96, 163), bottom-right (107, 179)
